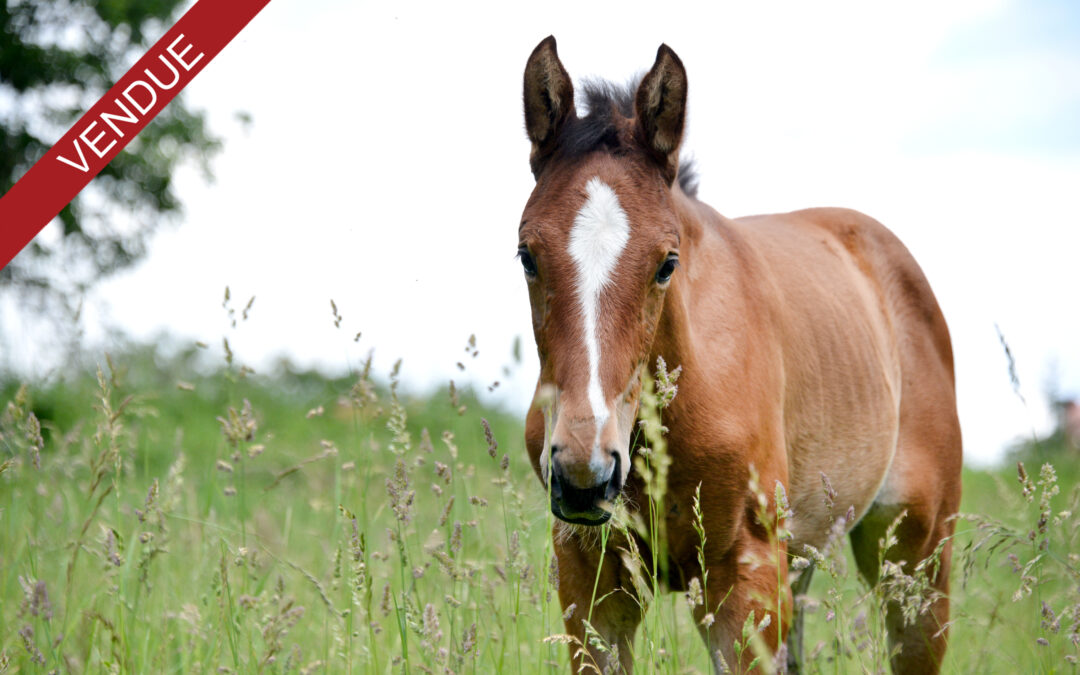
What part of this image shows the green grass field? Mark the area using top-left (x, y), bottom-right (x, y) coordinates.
top-left (1, 340), bottom-right (1078, 673)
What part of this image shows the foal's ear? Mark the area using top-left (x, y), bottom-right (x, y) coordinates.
top-left (635, 45), bottom-right (687, 183)
top-left (523, 36), bottom-right (575, 177)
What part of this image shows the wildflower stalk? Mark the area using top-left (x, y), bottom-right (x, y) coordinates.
top-left (384, 361), bottom-right (416, 672)
top-left (587, 523), bottom-right (611, 628)
top-left (540, 391), bottom-right (557, 674)
top-left (691, 483), bottom-right (713, 654)
top-left (634, 358), bottom-right (679, 666)
top-left (774, 480), bottom-right (793, 654)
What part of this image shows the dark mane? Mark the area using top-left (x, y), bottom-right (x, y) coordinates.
top-left (560, 76), bottom-right (699, 198)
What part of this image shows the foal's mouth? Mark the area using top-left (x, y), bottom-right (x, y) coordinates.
top-left (548, 452), bottom-right (622, 526)
top-left (550, 501), bottom-right (614, 527)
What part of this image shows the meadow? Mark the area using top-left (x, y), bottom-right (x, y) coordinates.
top-left (1, 316), bottom-right (1078, 673)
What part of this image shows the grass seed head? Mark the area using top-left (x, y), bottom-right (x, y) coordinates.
top-left (481, 418), bottom-right (498, 458)
top-left (17, 625), bottom-right (44, 665)
top-left (462, 622), bottom-right (477, 655)
top-left (686, 577), bottom-right (704, 608)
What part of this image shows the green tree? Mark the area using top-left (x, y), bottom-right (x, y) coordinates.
top-left (0, 0), bottom-right (222, 301)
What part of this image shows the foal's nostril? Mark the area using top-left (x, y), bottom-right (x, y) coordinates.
top-left (547, 445), bottom-right (562, 494)
top-left (605, 451), bottom-right (623, 501)
top-left (549, 464), bottom-right (564, 500)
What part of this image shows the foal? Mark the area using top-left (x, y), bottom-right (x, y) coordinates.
top-left (517, 37), bottom-right (961, 673)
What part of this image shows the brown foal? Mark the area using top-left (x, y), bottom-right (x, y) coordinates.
top-left (517, 36), bottom-right (961, 673)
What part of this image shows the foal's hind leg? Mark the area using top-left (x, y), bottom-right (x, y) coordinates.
top-left (785, 563), bottom-right (814, 673)
top-left (849, 421), bottom-right (961, 673)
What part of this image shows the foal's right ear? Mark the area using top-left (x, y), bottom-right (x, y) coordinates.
top-left (523, 36), bottom-right (575, 177)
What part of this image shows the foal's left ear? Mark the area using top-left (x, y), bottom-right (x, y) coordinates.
top-left (635, 45), bottom-right (688, 184)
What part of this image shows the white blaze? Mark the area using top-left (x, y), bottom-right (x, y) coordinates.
top-left (568, 177), bottom-right (630, 468)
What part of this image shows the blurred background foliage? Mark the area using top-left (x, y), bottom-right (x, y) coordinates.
top-left (0, 0), bottom-right (221, 307)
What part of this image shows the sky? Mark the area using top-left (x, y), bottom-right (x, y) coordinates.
top-left (8, 0), bottom-right (1080, 465)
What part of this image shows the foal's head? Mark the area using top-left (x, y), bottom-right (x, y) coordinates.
top-left (518, 37), bottom-right (690, 525)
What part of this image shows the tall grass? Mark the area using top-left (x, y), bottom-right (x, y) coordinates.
top-left (1, 319), bottom-right (1078, 672)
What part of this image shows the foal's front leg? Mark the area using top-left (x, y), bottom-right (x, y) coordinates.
top-left (554, 523), bottom-right (642, 673)
top-left (694, 530), bottom-right (791, 673)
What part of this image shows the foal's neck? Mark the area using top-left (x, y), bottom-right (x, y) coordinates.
top-left (649, 187), bottom-right (726, 374)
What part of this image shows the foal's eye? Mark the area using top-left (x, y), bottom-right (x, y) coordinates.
top-left (656, 255), bottom-right (679, 284)
top-left (518, 247), bottom-right (538, 277)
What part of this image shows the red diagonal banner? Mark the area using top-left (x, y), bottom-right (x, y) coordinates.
top-left (0, 0), bottom-right (272, 271)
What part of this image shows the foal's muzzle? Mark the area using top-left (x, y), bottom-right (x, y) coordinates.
top-left (549, 449), bottom-right (622, 526)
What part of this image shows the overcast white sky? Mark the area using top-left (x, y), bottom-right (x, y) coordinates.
top-left (9, 0), bottom-right (1080, 465)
